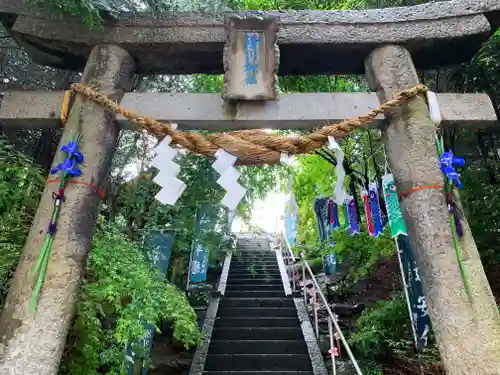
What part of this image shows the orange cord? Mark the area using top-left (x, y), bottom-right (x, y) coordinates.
top-left (398, 184), bottom-right (444, 199)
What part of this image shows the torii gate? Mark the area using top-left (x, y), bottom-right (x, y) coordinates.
top-left (0, 1), bottom-right (499, 375)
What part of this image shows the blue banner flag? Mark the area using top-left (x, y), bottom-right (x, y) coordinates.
top-left (314, 197), bottom-right (338, 276)
top-left (189, 241), bottom-right (209, 283)
top-left (397, 235), bottom-right (430, 351)
top-left (188, 204), bottom-right (218, 284)
top-left (146, 231), bottom-right (175, 277)
top-left (285, 192), bottom-right (299, 246)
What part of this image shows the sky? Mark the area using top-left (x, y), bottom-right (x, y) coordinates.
top-left (232, 191), bottom-right (286, 234)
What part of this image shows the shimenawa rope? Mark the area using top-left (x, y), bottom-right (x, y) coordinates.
top-left (67, 83), bottom-right (428, 165)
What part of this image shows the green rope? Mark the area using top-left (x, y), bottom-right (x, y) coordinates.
top-left (30, 134), bottom-right (81, 312)
top-left (30, 177), bottom-right (66, 312)
top-left (435, 134), bottom-right (472, 301)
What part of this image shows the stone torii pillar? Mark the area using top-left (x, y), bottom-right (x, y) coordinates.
top-left (0, 45), bottom-right (135, 375)
top-left (366, 45), bottom-right (500, 375)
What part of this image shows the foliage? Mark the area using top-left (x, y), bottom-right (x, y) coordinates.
top-left (29, 0), bottom-right (232, 27)
top-left (231, 0), bottom-right (425, 9)
top-left (349, 294), bottom-right (413, 359)
top-left (0, 138), bottom-right (45, 309)
top-left (297, 226), bottom-right (395, 293)
top-left (460, 165), bottom-right (500, 267)
top-left (26, 0), bottom-right (176, 27)
top-left (0, 138), bottom-right (204, 374)
top-left (349, 293), bottom-right (441, 373)
top-left (59, 222), bottom-right (201, 375)
top-left (113, 152), bottom-right (241, 279)
top-left (190, 75), bottom-right (224, 93)
top-left (292, 154), bottom-right (337, 244)
top-left (475, 28), bottom-right (500, 91)
top-left (331, 227), bottom-right (394, 280)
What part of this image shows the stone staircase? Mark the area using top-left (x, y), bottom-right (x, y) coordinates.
top-left (202, 234), bottom-right (316, 375)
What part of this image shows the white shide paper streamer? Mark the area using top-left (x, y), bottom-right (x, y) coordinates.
top-left (212, 149), bottom-right (246, 211)
top-left (328, 136), bottom-right (346, 204)
top-left (152, 123), bottom-right (186, 205)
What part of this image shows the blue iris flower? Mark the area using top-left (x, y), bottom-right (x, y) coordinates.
top-left (61, 140), bottom-right (84, 163)
top-left (440, 150), bottom-right (465, 188)
top-left (51, 158), bottom-right (82, 177)
top-left (50, 138), bottom-right (83, 177)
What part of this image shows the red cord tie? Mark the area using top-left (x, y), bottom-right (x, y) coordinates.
top-left (47, 179), bottom-right (105, 201)
top-left (398, 184), bottom-right (444, 199)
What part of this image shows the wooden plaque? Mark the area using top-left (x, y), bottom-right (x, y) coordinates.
top-left (223, 16), bottom-right (279, 101)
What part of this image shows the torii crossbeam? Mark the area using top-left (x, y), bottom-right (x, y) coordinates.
top-left (0, 91), bottom-right (496, 130)
top-left (0, 0), bottom-right (498, 74)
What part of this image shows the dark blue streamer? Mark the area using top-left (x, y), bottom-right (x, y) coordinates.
top-left (369, 187), bottom-right (384, 236)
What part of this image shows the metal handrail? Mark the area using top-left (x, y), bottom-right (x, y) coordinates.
top-left (277, 228), bottom-right (363, 375)
top-left (278, 228), bottom-right (297, 292)
top-left (301, 257), bottom-right (363, 375)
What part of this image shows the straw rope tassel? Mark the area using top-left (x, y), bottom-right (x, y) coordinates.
top-left (60, 90), bottom-right (73, 127)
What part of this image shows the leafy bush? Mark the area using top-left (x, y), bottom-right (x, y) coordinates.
top-left (349, 293), bottom-right (443, 373)
top-left (0, 139), bottom-right (45, 308)
top-left (348, 293), bottom-right (412, 359)
top-left (60, 223), bottom-right (201, 375)
top-left (299, 227), bottom-right (395, 284)
top-left (331, 227), bottom-right (395, 281)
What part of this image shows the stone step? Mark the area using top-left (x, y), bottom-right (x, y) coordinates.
top-left (204, 354), bottom-right (311, 371)
top-left (232, 257), bottom-right (277, 261)
top-left (230, 263), bottom-right (279, 270)
top-left (229, 269), bottom-right (280, 274)
top-left (228, 273), bottom-right (282, 280)
top-left (237, 251), bottom-right (273, 254)
top-left (231, 258), bottom-right (277, 262)
top-left (220, 298), bottom-right (294, 308)
top-left (212, 327), bottom-right (303, 340)
top-left (224, 290), bottom-right (285, 298)
top-left (214, 317), bottom-right (299, 328)
top-left (230, 262), bottom-right (278, 267)
top-left (232, 256), bottom-right (276, 261)
top-left (229, 267), bottom-right (280, 273)
top-left (204, 372), bottom-right (313, 375)
top-left (237, 247), bottom-right (270, 250)
top-left (225, 284), bottom-right (284, 291)
top-left (227, 278), bottom-right (283, 285)
top-left (218, 307), bottom-right (298, 318)
top-left (209, 340), bottom-right (308, 354)
top-left (231, 261), bottom-right (277, 266)
top-left (236, 250), bottom-right (274, 254)
top-left (228, 270), bottom-right (281, 279)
